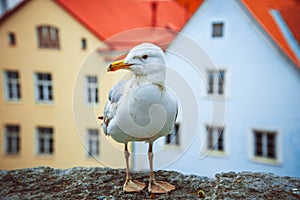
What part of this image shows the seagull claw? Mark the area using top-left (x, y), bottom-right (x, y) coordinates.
top-left (148, 181), bottom-right (176, 194)
top-left (123, 179), bottom-right (146, 193)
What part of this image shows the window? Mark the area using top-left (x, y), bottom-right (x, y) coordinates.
top-left (4, 70), bottom-right (21, 101)
top-left (37, 26), bottom-right (60, 48)
top-left (87, 129), bottom-right (99, 156)
top-left (37, 127), bottom-right (54, 155)
top-left (165, 123), bottom-right (180, 145)
top-left (206, 125), bottom-right (224, 152)
top-left (212, 22), bottom-right (224, 38)
top-left (5, 125), bottom-right (20, 155)
top-left (8, 32), bottom-right (16, 46)
top-left (254, 130), bottom-right (277, 159)
top-left (207, 70), bottom-right (225, 95)
top-left (86, 76), bottom-right (98, 104)
top-left (81, 38), bottom-right (87, 50)
top-left (35, 73), bottom-right (53, 102)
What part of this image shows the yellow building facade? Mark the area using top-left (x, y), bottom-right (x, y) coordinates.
top-left (0, 0), bottom-right (125, 169)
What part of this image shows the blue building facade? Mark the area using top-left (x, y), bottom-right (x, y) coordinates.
top-left (150, 0), bottom-right (300, 177)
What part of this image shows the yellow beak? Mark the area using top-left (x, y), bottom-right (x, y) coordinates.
top-left (107, 59), bottom-right (132, 72)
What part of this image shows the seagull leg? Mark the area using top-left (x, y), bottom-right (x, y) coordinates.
top-left (123, 143), bottom-right (146, 193)
top-left (148, 142), bottom-right (176, 194)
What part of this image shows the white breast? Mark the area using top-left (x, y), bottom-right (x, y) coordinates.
top-left (108, 81), bottom-right (178, 143)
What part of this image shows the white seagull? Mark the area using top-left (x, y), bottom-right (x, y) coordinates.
top-left (101, 43), bottom-right (178, 194)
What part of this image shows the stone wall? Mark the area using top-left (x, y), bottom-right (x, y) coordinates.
top-left (1, 167), bottom-right (299, 199)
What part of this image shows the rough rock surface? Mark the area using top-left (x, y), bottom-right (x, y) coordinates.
top-left (0, 167), bottom-right (299, 199)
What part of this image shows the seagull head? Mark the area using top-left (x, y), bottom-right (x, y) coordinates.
top-left (107, 43), bottom-right (166, 82)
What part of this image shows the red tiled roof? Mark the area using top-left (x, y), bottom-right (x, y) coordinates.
top-left (54, 0), bottom-right (190, 42)
top-left (0, 0), bottom-right (196, 52)
top-left (175, 0), bottom-right (204, 14)
top-left (98, 27), bottom-right (178, 51)
top-left (242, 0), bottom-right (300, 68)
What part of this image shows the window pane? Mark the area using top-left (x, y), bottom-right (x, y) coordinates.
top-left (87, 76), bottom-right (98, 103)
top-left (208, 71), bottom-right (214, 94)
top-left (207, 126), bottom-right (224, 152)
top-left (212, 23), bottom-right (224, 37)
top-left (217, 128), bottom-right (224, 151)
top-left (254, 130), bottom-right (277, 159)
top-left (36, 73), bottom-right (53, 102)
top-left (41, 27), bottom-right (48, 47)
top-left (207, 70), bottom-right (225, 96)
top-left (17, 83), bottom-right (21, 98)
top-left (165, 123), bottom-right (180, 145)
top-left (39, 138), bottom-right (45, 153)
top-left (6, 136), bottom-right (12, 153)
top-left (38, 85), bottom-right (43, 100)
top-left (207, 126), bottom-right (213, 149)
top-left (218, 70), bottom-right (225, 95)
top-left (254, 132), bottom-right (263, 156)
top-left (37, 26), bottom-right (59, 48)
top-left (5, 125), bottom-right (20, 155)
top-left (48, 85), bottom-right (53, 100)
top-left (267, 133), bottom-right (276, 158)
top-left (5, 71), bottom-right (21, 100)
top-left (49, 138), bottom-right (54, 153)
top-left (8, 32), bottom-right (16, 45)
top-left (81, 38), bottom-right (87, 50)
top-left (88, 129), bottom-right (99, 156)
top-left (38, 127), bottom-right (54, 155)
top-left (165, 134), bottom-right (171, 144)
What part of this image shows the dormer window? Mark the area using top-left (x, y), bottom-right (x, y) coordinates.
top-left (37, 25), bottom-right (60, 49)
top-left (212, 22), bottom-right (224, 38)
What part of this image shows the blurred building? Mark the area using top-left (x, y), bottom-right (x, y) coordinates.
top-left (3, 0), bottom-right (298, 179)
top-left (0, 0), bottom-right (190, 169)
top-left (0, 0), bottom-right (22, 16)
top-left (155, 0), bottom-right (300, 177)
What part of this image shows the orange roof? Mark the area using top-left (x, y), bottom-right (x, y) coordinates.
top-left (175, 0), bottom-right (204, 14)
top-left (54, 0), bottom-right (190, 41)
top-left (242, 0), bottom-right (300, 68)
top-left (0, 0), bottom-right (197, 51)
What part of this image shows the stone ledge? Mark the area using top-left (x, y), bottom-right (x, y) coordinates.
top-left (0, 167), bottom-right (299, 199)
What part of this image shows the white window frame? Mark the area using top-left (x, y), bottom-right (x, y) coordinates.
top-left (86, 75), bottom-right (98, 104)
top-left (206, 69), bottom-right (226, 97)
top-left (87, 129), bottom-right (99, 157)
top-left (4, 124), bottom-right (20, 155)
top-left (206, 125), bottom-right (224, 151)
top-left (3, 70), bottom-right (21, 101)
top-left (202, 124), bottom-right (228, 158)
top-left (35, 72), bottom-right (53, 103)
top-left (249, 128), bottom-right (282, 165)
top-left (212, 21), bottom-right (225, 38)
top-left (36, 127), bottom-right (54, 155)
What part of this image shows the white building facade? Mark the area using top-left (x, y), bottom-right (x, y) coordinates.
top-left (132, 0), bottom-right (300, 177)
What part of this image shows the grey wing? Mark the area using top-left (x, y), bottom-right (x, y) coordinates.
top-left (108, 80), bottom-right (126, 103)
top-left (102, 80), bottom-right (127, 135)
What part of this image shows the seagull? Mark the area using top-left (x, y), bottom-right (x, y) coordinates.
top-left (101, 43), bottom-right (178, 194)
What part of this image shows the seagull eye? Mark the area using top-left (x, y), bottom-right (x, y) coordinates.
top-left (142, 55), bottom-right (148, 60)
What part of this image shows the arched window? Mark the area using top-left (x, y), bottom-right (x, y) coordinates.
top-left (37, 25), bottom-right (60, 48)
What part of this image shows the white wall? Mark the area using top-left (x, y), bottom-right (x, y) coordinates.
top-left (163, 0), bottom-right (300, 177)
